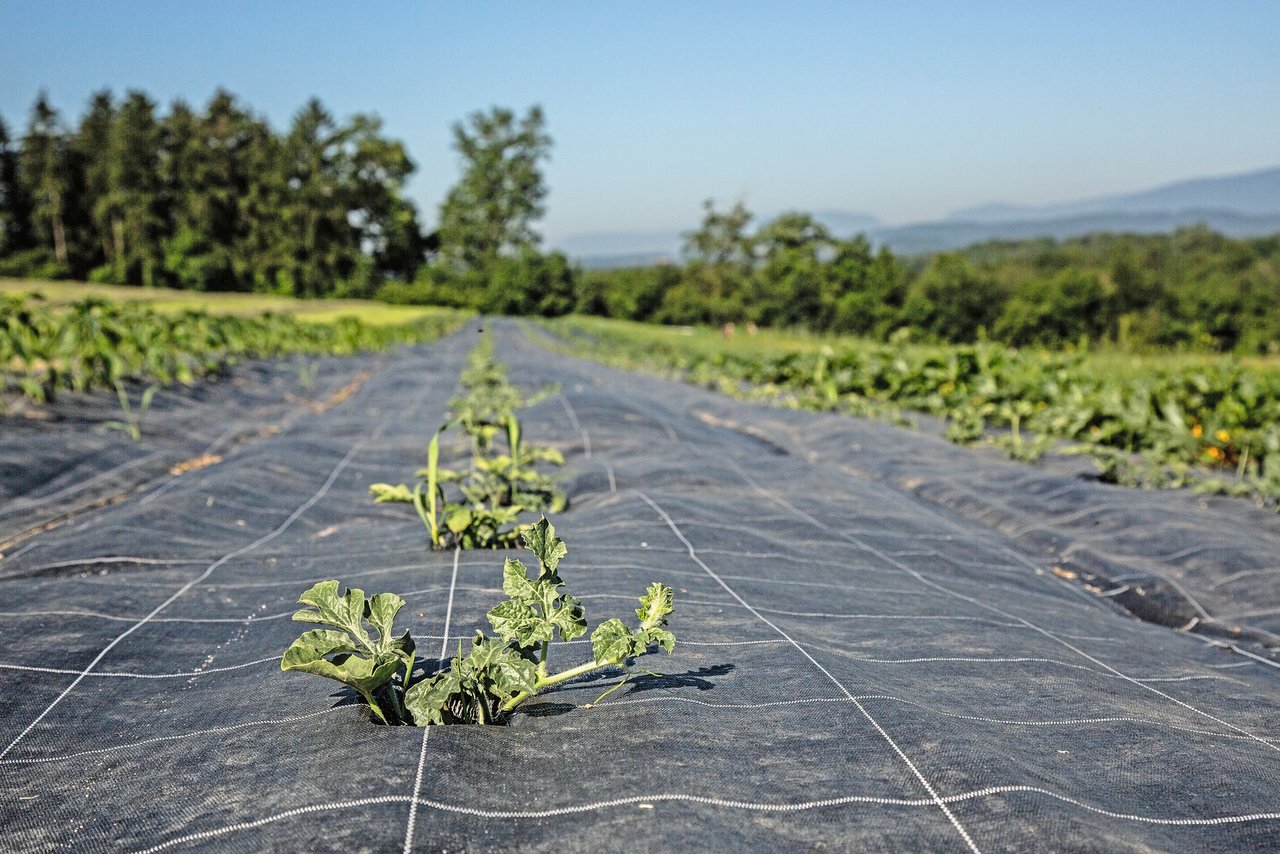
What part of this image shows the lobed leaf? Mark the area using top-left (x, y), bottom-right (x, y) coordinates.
top-left (403, 668), bottom-right (461, 726)
top-left (366, 592), bottom-right (407, 644)
top-left (293, 580), bottom-right (373, 650)
top-left (521, 516), bottom-right (567, 578)
top-left (591, 619), bottom-right (634, 664)
top-left (487, 598), bottom-right (550, 647)
top-left (281, 629), bottom-right (401, 693)
top-left (636, 583), bottom-right (675, 628)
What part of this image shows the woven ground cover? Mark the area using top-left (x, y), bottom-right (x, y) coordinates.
top-left (1, 320), bottom-right (1277, 851)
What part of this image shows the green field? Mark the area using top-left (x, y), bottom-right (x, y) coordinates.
top-left (0, 278), bottom-right (456, 326)
top-left (1, 280), bottom-right (470, 406)
top-left (540, 315), bottom-right (1280, 509)
top-left (546, 314), bottom-right (1280, 380)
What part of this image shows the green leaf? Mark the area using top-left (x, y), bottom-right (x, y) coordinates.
top-left (501, 557), bottom-right (538, 601)
top-left (547, 592), bottom-right (587, 642)
top-left (487, 598), bottom-right (550, 646)
top-left (495, 558), bottom-right (587, 643)
top-left (462, 635), bottom-right (538, 701)
top-left (521, 516), bottom-right (567, 578)
top-left (444, 507), bottom-right (474, 534)
top-left (639, 626), bottom-right (676, 654)
top-left (281, 629), bottom-right (401, 693)
top-left (283, 581), bottom-right (417, 722)
top-left (591, 618), bottom-right (634, 664)
top-left (293, 580), bottom-right (372, 649)
top-left (369, 482), bottom-right (414, 503)
top-left (636, 583), bottom-right (675, 629)
top-left (366, 592), bottom-right (406, 645)
top-left (403, 668), bottom-right (460, 726)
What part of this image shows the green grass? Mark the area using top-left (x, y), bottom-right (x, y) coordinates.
top-left (553, 314), bottom-right (1280, 383)
top-left (0, 278), bottom-right (455, 327)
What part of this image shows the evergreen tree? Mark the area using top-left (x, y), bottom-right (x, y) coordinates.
top-left (74, 89), bottom-right (116, 270)
top-left (343, 113), bottom-right (427, 288)
top-left (0, 114), bottom-right (32, 255)
top-left (101, 90), bottom-right (164, 283)
top-left (275, 98), bottom-right (357, 296)
top-left (20, 93), bottom-right (74, 268)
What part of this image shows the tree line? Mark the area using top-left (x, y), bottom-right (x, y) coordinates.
top-left (0, 89), bottom-right (428, 294)
top-left (568, 207), bottom-right (1280, 353)
top-left (2, 88), bottom-right (1277, 353)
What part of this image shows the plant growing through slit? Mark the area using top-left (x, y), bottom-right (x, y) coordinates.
top-left (104, 381), bottom-right (156, 442)
top-left (369, 336), bottom-right (565, 548)
top-left (281, 518), bottom-right (676, 725)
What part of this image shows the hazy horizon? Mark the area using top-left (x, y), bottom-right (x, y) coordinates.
top-left (3, 0), bottom-right (1277, 244)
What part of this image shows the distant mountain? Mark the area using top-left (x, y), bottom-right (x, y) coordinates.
top-left (555, 210), bottom-right (880, 267)
top-left (873, 209), bottom-right (1280, 256)
top-left (947, 166), bottom-right (1280, 223)
top-left (555, 166), bottom-right (1280, 265)
top-left (554, 229), bottom-right (682, 261)
top-left (812, 210), bottom-right (880, 236)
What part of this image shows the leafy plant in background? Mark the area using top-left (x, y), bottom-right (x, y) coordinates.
top-left (0, 293), bottom-right (464, 405)
top-left (103, 381), bottom-right (156, 442)
top-left (370, 335), bottom-right (565, 548)
top-left (282, 518), bottom-right (677, 726)
top-left (546, 317), bottom-right (1280, 512)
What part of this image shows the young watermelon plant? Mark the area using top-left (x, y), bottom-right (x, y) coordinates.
top-left (281, 518), bottom-right (677, 725)
top-left (369, 336), bottom-right (565, 548)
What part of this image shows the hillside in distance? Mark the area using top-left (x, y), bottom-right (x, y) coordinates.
top-left (561, 165), bottom-right (1280, 265)
top-left (949, 165), bottom-right (1280, 223)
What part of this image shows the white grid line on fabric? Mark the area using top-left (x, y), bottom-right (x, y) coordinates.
top-left (0, 439), bottom-right (366, 761)
top-left (0, 639), bottom-right (791, 683)
top-left (557, 391), bottom-right (591, 460)
top-left (193, 560), bottom-right (481, 591)
top-left (0, 706), bottom-right (355, 766)
top-left (5, 686), bottom-right (1271, 772)
top-left (2, 621), bottom-right (1233, 683)
top-left (593, 693), bottom-right (1277, 743)
top-left (3, 449), bottom-right (168, 512)
top-left (437, 547), bottom-right (462, 663)
top-left (137, 424), bottom-right (242, 507)
top-left (132, 796), bottom-right (415, 854)
top-left (1207, 566), bottom-right (1280, 590)
top-left (402, 729), bottom-right (432, 853)
top-left (0, 656), bottom-right (283, 679)
top-left (130, 784), bottom-right (1280, 852)
top-left (402, 545), bottom-right (460, 853)
top-left (0, 556), bottom-right (201, 580)
top-left (634, 489), bottom-right (983, 854)
top-left (0, 541), bottom-right (41, 564)
top-left (717, 456), bottom-right (1280, 756)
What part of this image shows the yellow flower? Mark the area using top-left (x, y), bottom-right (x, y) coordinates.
top-left (1206, 447), bottom-right (1223, 460)
top-left (1215, 429), bottom-right (1231, 443)
top-left (1190, 424), bottom-right (1203, 438)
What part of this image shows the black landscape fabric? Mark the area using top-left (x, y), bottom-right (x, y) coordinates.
top-left (1, 320), bottom-right (1278, 852)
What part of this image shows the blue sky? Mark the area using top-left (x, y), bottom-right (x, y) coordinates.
top-left (2, 1), bottom-right (1278, 244)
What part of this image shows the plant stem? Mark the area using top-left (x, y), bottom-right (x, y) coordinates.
top-left (502, 655), bottom-right (621, 713)
top-left (359, 689), bottom-right (389, 724)
top-left (537, 640), bottom-right (550, 677)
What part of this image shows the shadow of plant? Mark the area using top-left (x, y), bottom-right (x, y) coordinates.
top-left (619, 663), bottom-right (736, 695)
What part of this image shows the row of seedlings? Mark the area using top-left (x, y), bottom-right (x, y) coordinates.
top-left (281, 334), bottom-right (679, 724)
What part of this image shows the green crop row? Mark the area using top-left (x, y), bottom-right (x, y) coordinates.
top-left (540, 317), bottom-right (1280, 510)
top-left (0, 293), bottom-right (467, 405)
top-left (290, 338), bottom-right (677, 726)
